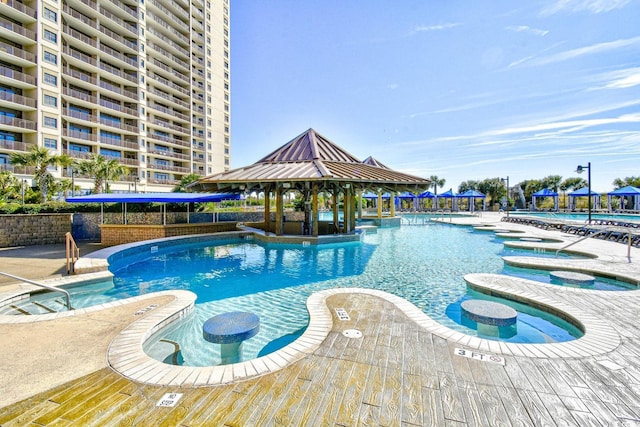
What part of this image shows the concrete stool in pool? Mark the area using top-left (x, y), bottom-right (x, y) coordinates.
top-left (461, 300), bottom-right (517, 338)
top-left (203, 312), bottom-right (260, 365)
top-left (550, 271), bottom-right (595, 286)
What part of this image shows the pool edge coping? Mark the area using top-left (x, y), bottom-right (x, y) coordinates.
top-left (103, 284), bottom-right (620, 387)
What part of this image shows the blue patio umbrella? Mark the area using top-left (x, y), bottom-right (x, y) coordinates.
top-left (607, 185), bottom-right (640, 211)
top-left (532, 188), bottom-right (558, 211)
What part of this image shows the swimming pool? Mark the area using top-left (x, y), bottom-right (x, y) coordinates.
top-left (60, 221), bottom-right (584, 366)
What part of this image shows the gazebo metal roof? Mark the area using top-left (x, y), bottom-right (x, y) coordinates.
top-left (195, 129), bottom-right (431, 193)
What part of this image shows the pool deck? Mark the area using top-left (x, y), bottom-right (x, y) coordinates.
top-left (2, 212), bottom-right (640, 425)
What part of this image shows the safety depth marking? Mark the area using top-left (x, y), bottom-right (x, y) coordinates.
top-left (156, 392), bottom-right (183, 407)
top-left (134, 304), bottom-right (159, 316)
top-left (335, 308), bottom-right (350, 320)
top-left (454, 348), bottom-right (505, 365)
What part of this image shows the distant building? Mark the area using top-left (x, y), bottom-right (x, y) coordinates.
top-left (0, 0), bottom-right (230, 192)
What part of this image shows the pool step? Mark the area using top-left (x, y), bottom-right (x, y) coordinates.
top-left (0, 299), bottom-right (66, 316)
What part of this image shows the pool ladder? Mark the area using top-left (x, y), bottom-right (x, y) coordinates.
top-left (0, 271), bottom-right (73, 312)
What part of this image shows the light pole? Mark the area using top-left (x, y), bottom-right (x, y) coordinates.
top-left (576, 162), bottom-right (591, 224)
top-left (501, 176), bottom-right (510, 216)
top-left (21, 179), bottom-right (26, 206)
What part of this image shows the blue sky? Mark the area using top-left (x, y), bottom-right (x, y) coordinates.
top-left (229, 0), bottom-right (640, 192)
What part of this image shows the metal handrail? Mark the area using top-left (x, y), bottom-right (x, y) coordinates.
top-left (66, 232), bottom-right (80, 274)
top-left (0, 272), bottom-right (73, 310)
top-left (555, 226), bottom-right (633, 261)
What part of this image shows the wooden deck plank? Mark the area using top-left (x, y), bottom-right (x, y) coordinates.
top-left (400, 373), bottom-right (424, 426)
top-left (378, 366), bottom-right (403, 426)
top-left (495, 386), bottom-right (535, 427)
top-left (475, 384), bottom-right (511, 427)
top-left (422, 386), bottom-right (445, 427)
top-left (438, 372), bottom-right (466, 423)
top-left (335, 361), bottom-right (371, 426)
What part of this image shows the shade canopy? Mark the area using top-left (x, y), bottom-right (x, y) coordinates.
top-left (457, 189), bottom-right (486, 198)
top-left (609, 186), bottom-right (640, 196)
top-left (194, 128), bottom-right (431, 194)
top-left (607, 186), bottom-right (640, 211)
top-left (532, 188), bottom-right (558, 211)
top-left (66, 192), bottom-right (241, 203)
top-left (568, 187), bottom-right (599, 196)
top-left (532, 188), bottom-right (558, 197)
top-left (418, 190), bottom-right (435, 198)
top-left (438, 189), bottom-right (457, 198)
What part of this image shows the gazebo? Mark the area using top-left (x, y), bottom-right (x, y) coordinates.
top-left (607, 186), bottom-right (640, 211)
top-left (531, 188), bottom-right (559, 211)
top-left (457, 189), bottom-right (486, 212)
top-left (437, 189), bottom-right (457, 210)
top-left (568, 187), bottom-right (600, 211)
top-left (194, 129), bottom-right (431, 238)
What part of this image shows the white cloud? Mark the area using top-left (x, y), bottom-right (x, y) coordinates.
top-left (542, 0), bottom-right (631, 15)
top-left (412, 23), bottom-right (461, 33)
top-left (512, 36), bottom-right (640, 67)
top-left (600, 68), bottom-right (640, 89)
top-left (387, 83), bottom-right (399, 90)
top-left (506, 25), bottom-right (549, 36)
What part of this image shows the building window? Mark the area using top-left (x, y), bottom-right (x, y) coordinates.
top-left (44, 116), bottom-right (57, 128)
top-left (43, 29), bottom-right (57, 43)
top-left (43, 94), bottom-right (57, 107)
top-left (44, 138), bottom-right (57, 149)
top-left (44, 8), bottom-right (57, 22)
top-left (44, 51), bottom-right (57, 65)
top-left (44, 73), bottom-right (57, 86)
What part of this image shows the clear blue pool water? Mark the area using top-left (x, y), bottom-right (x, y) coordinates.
top-left (502, 265), bottom-right (636, 291)
top-left (55, 221), bottom-right (593, 366)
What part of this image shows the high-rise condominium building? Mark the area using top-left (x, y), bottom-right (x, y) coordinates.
top-left (0, 0), bottom-right (230, 193)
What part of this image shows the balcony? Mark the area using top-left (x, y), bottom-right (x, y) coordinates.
top-left (99, 117), bottom-right (138, 133)
top-left (98, 25), bottom-right (137, 52)
top-left (147, 58), bottom-right (189, 84)
top-left (63, 129), bottom-right (98, 142)
top-left (0, 41), bottom-right (36, 66)
top-left (147, 72), bottom-right (190, 96)
top-left (147, 13), bottom-right (189, 45)
top-left (99, 6), bottom-right (137, 36)
top-left (0, 91), bottom-right (36, 109)
top-left (99, 80), bottom-right (138, 101)
top-left (147, 162), bottom-right (190, 174)
top-left (99, 98), bottom-right (138, 116)
top-left (98, 61), bottom-right (137, 84)
top-left (148, 103), bottom-right (189, 122)
top-left (151, 119), bottom-right (189, 135)
top-left (148, 148), bottom-right (190, 161)
top-left (0, 66), bottom-right (35, 87)
top-left (63, 66), bottom-right (97, 85)
top-left (63, 6), bottom-right (98, 31)
top-left (99, 136), bottom-right (139, 150)
top-left (63, 46), bottom-right (97, 67)
top-left (62, 107), bottom-right (98, 123)
top-left (63, 25), bottom-right (97, 49)
top-left (0, 115), bottom-right (36, 130)
top-left (0, 0), bottom-right (37, 20)
top-left (63, 87), bottom-right (98, 104)
top-left (146, 131), bottom-right (189, 148)
top-left (0, 139), bottom-right (28, 151)
top-left (99, 43), bottom-right (137, 69)
top-left (147, 88), bottom-right (189, 109)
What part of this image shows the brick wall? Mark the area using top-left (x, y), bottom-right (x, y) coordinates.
top-left (99, 222), bottom-right (239, 246)
top-left (0, 214), bottom-right (72, 247)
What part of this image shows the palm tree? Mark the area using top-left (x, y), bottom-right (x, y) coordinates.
top-left (429, 175), bottom-right (445, 209)
top-left (76, 154), bottom-right (128, 193)
top-left (9, 146), bottom-right (71, 203)
top-left (0, 171), bottom-right (19, 202)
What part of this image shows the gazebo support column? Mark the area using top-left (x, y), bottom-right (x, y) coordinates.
top-left (344, 186), bottom-right (352, 233)
top-left (350, 189), bottom-right (357, 230)
top-left (264, 186), bottom-right (271, 233)
top-left (275, 186), bottom-right (284, 236)
top-left (357, 190), bottom-right (363, 219)
top-left (312, 184), bottom-right (319, 237)
top-left (332, 192), bottom-right (339, 232)
top-left (377, 192), bottom-right (383, 218)
top-left (390, 191), bottom-right (396, 217)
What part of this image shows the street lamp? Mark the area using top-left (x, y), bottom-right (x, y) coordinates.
top-left (501, 176), bottom-right (510, 216)
top-left (21, 179), bottom-right (26, 206)
top-left (575, 162), bottom-right (591, 224)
